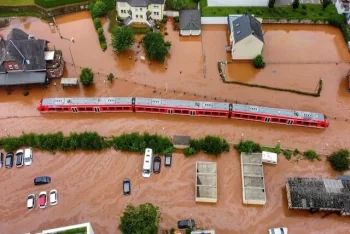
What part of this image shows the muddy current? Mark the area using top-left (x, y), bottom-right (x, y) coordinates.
top-left (0, 12), bottom-right (350, 233)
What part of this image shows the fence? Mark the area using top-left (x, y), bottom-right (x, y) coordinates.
top-left (164, 10), bottom-right (179, 17)
top-left (201, 16), bottom-right (228, 25)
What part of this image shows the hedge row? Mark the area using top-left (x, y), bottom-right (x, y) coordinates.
top-left (218, 62), bottom-right (323, 97)
top-left (34, 0), bottom-right (89, 8)
top-left (184, 136), bottom-right (230, 156)
top-left (89, 2), bottom-right (107, 51)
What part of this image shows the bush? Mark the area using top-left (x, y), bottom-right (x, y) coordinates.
top-left (100, 42), bottom-right (107, 50)
top-left (79, 68), bottom-right (94, 87)
top-left (107, 73), bottom-right (114, 82)
top-left (174, 16), bottom-right (180, 23)
top-left (322, 0), bottom-right (332, 10)
top-left (143, 32), bottom-right (171, 62)
top-left (327, 149), bottom-right (350, 172)
top-left (292, 0), bottom-right (300, 9)
top-left (303, 150), bottom-right (320, 161)
top-left (201, 136), bottom-right (230, 155)
top-left (234, 140), bottom-right (262, 153)
top-left (268, 0), bottom-right (275, 8)
top-left (186, 228), bottom-right (193, 234)
top-left (183, 147), bottom-right (198, 157)
top-left (97, 27), bottom-right (106, 42)
top-left (283, 149), bottom-right (292, 160)
top-left (93, 18), bottom-right (102, 29)
top-left (34, 0), bottom-right (87, 8)
top-left (302, 4), bottom-right (307, 10)
top-left (23, 90), bottom-right (29, 96)
top-left (112, 26), bottom-right (135, 52)
top-left (90, 0), bottom-right (108, 18)
top-left (252, 55), bottom-right (266, 69)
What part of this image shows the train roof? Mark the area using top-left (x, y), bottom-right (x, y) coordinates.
top-left (41, 97), bottom-right (133, 106)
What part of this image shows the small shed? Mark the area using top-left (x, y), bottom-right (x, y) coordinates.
top-left (195, 161), bottom-right (217, 203)
top-left (61, 78), bottom-right (79, 87)
top-left (261, 151), bottom-right (277, 164)
top-left (179, 9), bottom-right (201, 36)
top-left (173, 135), bottom-right (191, 149)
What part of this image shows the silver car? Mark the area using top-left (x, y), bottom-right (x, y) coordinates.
top-left (24, 147), bottom-right (33, 166)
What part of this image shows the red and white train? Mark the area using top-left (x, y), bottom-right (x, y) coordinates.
top-left (38, 97), bottom-right (329, 129)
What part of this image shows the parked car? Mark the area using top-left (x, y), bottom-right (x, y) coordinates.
top-left (39, 191), bottom-right (47, 209)
top-left (34, 176), bottom-right (51, 185)
top-left (269, 227), bottom-right (288, 234)
top-left (5, 152), bottom-right (14, 168)
top-left (15, 149), bottom-right (24, 167)
top-left (165, 153), bottom-right (172, 167)
top-left (50, 189), bottom-right (58, 206)
top-left (0, 152), bottom-right (3, 168)
top-left (177, 219), bottom-right (196, 229)
top-left (24, 147), bottom-right (33, 166)
top-left (123, 178), bottom-right (131, 196)
top-left (153, 156), bottom-right (161, 174)
top-left (27, 194), bottom-right (36, 210)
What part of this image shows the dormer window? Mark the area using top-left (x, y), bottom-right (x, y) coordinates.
top-left (14, 64), bottom-right (19, 69)
top-left (237, 31), bottom-right (241, 34)
top-left (8, 64), bottom-right (13, 70)
top-left (236, 23), bottom-right (240, 26)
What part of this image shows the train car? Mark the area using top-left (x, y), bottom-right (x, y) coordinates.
top-left (37, 97), bottom-right (329, 129)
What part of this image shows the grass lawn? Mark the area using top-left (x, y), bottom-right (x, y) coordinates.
top-left (0, 0), bottom-right (34, 5)
top-left (200, 0), bottom-right (338, 20)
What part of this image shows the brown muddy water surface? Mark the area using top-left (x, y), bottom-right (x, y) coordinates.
top-left (1, 12), bottom-right (350, 233)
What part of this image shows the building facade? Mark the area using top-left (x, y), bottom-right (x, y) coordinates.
top-left (116, 0), bottom-right (165, 27)
top-left (335, 0), bottom-right (350, 14)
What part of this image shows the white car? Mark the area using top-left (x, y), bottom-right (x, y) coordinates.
top-left (269, 227), bottom-right (288, 234)
top-left (24, 147), bottom-right (33, 166)
top-left (50, 189), bottom-right (58, 206)
top-left (39, 191), bottom-right (47, 209)
top-left (15, 149), bottom-right (24, 167)
top-left (27, 194), bottom-right (35, 210)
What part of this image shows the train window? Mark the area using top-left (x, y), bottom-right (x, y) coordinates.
top-left (204, 112), bottom-right (211, 115)
top-left (78, 108), bottom-right (85, 111)
top-left (242, 115), bottom-right (248, 118)
top-left (56, 108), bottom-right (63, 111)
top-left (123, 107), bottom-right (130, 110)
top-left (102, 107), bottom-right (108, 111)
top-left (248, 115), bottom-right (256, 119)
top-left (212, 112), bottom-right (218, 116)
top-left (280, 119), bottom-right (287, 123)
top-left (296, 121), bottom-right (302, 125)
top-left (64, 108), bottom-right (69, 111)
top-left (219, 113), bottom-right (226, 116)
top-left (153, 108), bottom-right (159, 112)
top-left (271, 118), bottom-right (278, 122)
top-left (257, 116), bottom-right (263, 120)
top-left (182, 110), bottom-right (189, 114)
top-left (175, 110), bottom-right (181, 114)
top-left (138, 107), bottom-right (144, 111)
top-left (49, 108), bottom-right (55, 111)
top-left (108, 107), bottom-right (115, 111)
top-left (146, 108), bottom-right (151, 111)
top-left (86, 107), bottom-right (93, 111)
top-left (116, 107), bottom-right (122, 110)
top-left (234, 114), bottom-right (241, 117)
top-left (310, 123), bottom-right (317, 126)
top-left (160, 109), bottom-right (165, 112)
top-left (302, 122), bottom-right (309, 126)
top-left (198, 111), bottom-right (203, 115)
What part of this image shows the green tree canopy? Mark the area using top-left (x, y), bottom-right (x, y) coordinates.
top-left (268, 0), bottom-right (275, 8)
top-left (90, 0), bottom-right (107, 18)
top-left (119, 203), bottom-right (161, 234)
top-left (322, 0), bottom-right (332, 10)
top-left (112, 26), bottom-right (135, 52)
top-left (143, 32), bottom-right (171, 62)
top-left (80, 68), bottom-right (94, 86)
top-left (292, 0), bottom-right (300, 9)
top-left (327, 149), bottom-right (350, 172)
top-left (252, 54), bottom-right (266, 69)
top-left (93, 18), bottom-right (102, 29)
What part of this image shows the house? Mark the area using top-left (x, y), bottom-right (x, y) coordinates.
top-left (0, 28), bottom-right (64, 86)
top-left (207, 0), bottom-right (268, 7)
top-left (116, 0), bottom-right (165, 27)
top-left (179, 9), bottom-right (201, 36)
top-left (335, 0), bottom-right (350, 14)
top-left (227, 14), bottom-right (264, 60)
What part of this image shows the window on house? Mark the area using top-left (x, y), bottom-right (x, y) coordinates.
top-left (140, 8), bottom-right (143, 11)
top-left (140, 15), bottom-right (143, 18)
top-left (121, 10), bottom-right (127, 14)
top-left (154, 12), bottom-right (159, 16)
top-left (14, 64), bottom-right (19, 69)
top-left (136, 15), bottom-right (139, 18)
top-left (8, 64), bottom-right (13, 70)
top-left (154, 5), bottom-right (159, 8)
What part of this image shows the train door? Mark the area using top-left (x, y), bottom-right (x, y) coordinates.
top-left (168, 109), bottom-right (173, 114)
top-left (190, 110), bottom-right (195, 116)
top-left (72, 107), bottom-right (78, 113)
top-left (265, 117), bottom-right (270, 123)
top-left (287, 120), bottom-right (293, 125)
top-left (94, 107), bottom-right (100, 113)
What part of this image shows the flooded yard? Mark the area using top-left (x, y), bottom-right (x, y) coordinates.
top-left (0, 12), bottom-right (350, 234)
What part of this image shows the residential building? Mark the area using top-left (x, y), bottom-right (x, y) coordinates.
top-left (335, 0), bottom-right (350, 14)
top-left (179, 9), bottom-right (202, 36)
top-left (208, 0), bottom-right (268, 7)
top-left (227, 14), bottom-right (264, 60)
top-left (0, 28), bottom-right (64, 86)
top-left (41, 222), bottom-right (94, 234)
top-left (116, 0), bottom-right (165, 27)
top-left (195, 161), bottom-right (217, 203)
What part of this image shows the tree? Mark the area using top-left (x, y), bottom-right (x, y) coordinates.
top-left (90, 0), bottom-right (107, 18)
top-left (93, 18), bottom-right (102, 29)
top-left (322, 0), bottom-right (332, 10)
top-left (327, 149), bottom-right (350, 172)
top-left (252, 54), bottom-right (266, 69)
top-left (112, 26), bottom-right (135, 52)
top-left (143, 32), bottom-right (171, 62)
top-left (107, 73), bottom-right (114, 83)
top-left (97, 27), bottom-right (105, 42)
top-left (119, 203), bottom-right (161, 234)
top-left (292, 0), bottom-right (300, 9)
top-left (80, 68), bottom-right (94, 87)
top-left (172, 0), bottom-right (186, 11)
top-left (268, 0), bottom-right (275, 8)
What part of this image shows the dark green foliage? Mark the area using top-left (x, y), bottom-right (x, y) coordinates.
top-left (93, 18), bottom-right (102, 29)
top-left (166, 0), bottom-right (186, 11)
top-left (235, 140), bottom-right (262, 153)
top-left (183, 147), bottom-right (198, 157)
top-left (0, 137), bottom-right (23, 152)
top-left (262, 143), bottom-right (281, 154)
top-left (34, 0), bottom-right (87, 8)
top-left (283, 149), bottom-right (292, 160)
top-left (111, 132), bottom-right (174, 154)
top-left (112, 26), bottom-right (135, 52)
top-left (268, 0), bottom-right (275, 8)
top-left (97, 27), bottom-right (106, 41)
top-left (292, 0), bottom-right (300, 9)
top-left (119, 203), bottom-right (161, 234)
top-left (100, 42), bottom-right (107, 50)
top-left (170, 228), bottom-right (176, 234)
top-left (303, 149), bottom-right (320, 161)
top-left (322, 0), bottom-right (332, 10)
top-left (107, 73), bottom-right (114, 82)
top-left (193, 0), bottom-right (200, 3)
top-left (56, 227), bottom-right (87, 234)
top-left (174, 16), bottom-right (180, 23)
top-left (328, 14), bottom-right (350, 42)
top-left (90, 0), bottom-right (107, 18)
top-left (185, 228), bottom-right (193, 234)
top-left (79, 68), bottom-right (94, 86)
top-left (184, 136), bottom-right (230, 156)
top-left (143, 32), bottom-right (171, 62)
top-left (252, 55), bottom-right (265, 69)
top-left (327, 149), bottom-right (350, 172)
top-left (293, 148), bottom-right (301, 156)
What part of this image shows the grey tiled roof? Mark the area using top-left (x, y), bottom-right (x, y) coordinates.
top-left (118, 0), bottom-right (164, 7)
top-left (230, 14), bottom-right (264, 43)
top-left (7, 28), bottom-right (29, 40)
top-left (0, 71), bottom-right (46, 86)
top-left (179, 9), bottom-right (201, 30)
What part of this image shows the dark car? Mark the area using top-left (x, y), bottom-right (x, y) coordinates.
top-left (123, 178), bottom-right (131, 195)
top-left (177, 219), bottom-right (196, 229)
top-left (5, 152), bottom-right (14, 168)
top-left (15, 150), bottom-right (24, 167)
top-left (165, 153), bottom-right (172, 167)
top-left (34, 176), bottom-right (51, 185)
top-left (153, 156), bottom-right (161, 174)
top-left (0, 152), bottom-right (3, 168)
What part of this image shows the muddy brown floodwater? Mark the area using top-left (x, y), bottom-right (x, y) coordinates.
top-left (1, 12), bottom-right (350, 233)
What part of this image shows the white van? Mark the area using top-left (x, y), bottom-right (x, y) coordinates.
top-left (142, 148), bottom-right (153, 178)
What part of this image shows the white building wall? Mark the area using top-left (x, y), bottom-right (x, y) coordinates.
top-left (41, 222), bottom-right (94, 234)
top-left (232, 35), bottom-right (264, 60)
top-left (116, 2), bottom-right (164, 23)
top-left (180, 29), bottom-right (201, 36)
top-left (335, 0), bottom-right (350, 14)
top-left (208, 0), bottom-right (268, 7)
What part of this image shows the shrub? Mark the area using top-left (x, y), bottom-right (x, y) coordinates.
top-left (303, 150), bottom-right (320, 161)
top-left (100, 42), bottom-right (107, 50)
top-left (252, 55), bottom-right (266, 69)
top-left (293, 148), bottom-right (300, 155)
top-left (143, 32), bottom-right (171, 62)
top-left (327, 149), bottom-right (350, 172)
top-left (79, 68), bottom-right (94, 87)
top-left (93, 18), bottom-right (102, 29)
top-left (112, 26), bottom-right (135, 52)
top-left (174, 16), bottom-right (180, 23)
top-left (292, 0), bottom-right (300, 9)
top-left (200, 136), bottom-right (230, 155)
top-left (186, 228), bottom-right (193, 234)
top-left (268, 0), bottom-right (275, 8)
top-left (283, 149), bottom-right (292, 160)
top-left (107, 73), bottom-right (114, 82)
top-left (235, 140), bottom-right (262, 153)
top-left (183, 147), bottom-right (198, 157)
top-left (90, 0), bottom-right (107, 18)
top-left (322, 0), bottom-right (332, 10)
top-left (301, 4), bottom-right (307, 10)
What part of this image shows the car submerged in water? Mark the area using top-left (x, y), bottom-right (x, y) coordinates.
top-left (39, 191), bottom-right (47, 209)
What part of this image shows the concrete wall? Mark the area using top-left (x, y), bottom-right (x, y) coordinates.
top-left (180, 29), bottom-right (201, 36)
top-left (41, 222), bottom-right (94, 234)
top-left (201, 16), bottom-right (228, 25)
top-left (207, 0), bottom-right (268, 7)
top-left (164, 10), bottom-right (179, 17)
top-left (232, 35), bottom-right (264, 60)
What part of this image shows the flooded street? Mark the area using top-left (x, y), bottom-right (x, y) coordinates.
top-left (1, 12), bottom-right (350, 233)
